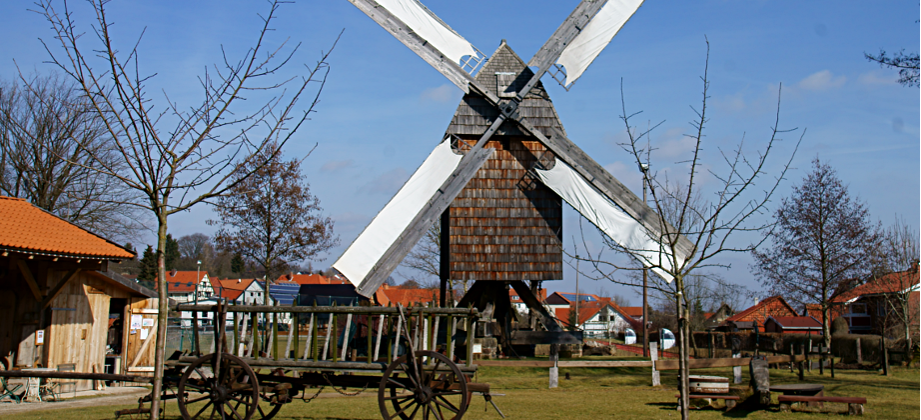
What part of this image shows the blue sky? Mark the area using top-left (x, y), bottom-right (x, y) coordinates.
top-left (2, 1), bottom-right (918, 304)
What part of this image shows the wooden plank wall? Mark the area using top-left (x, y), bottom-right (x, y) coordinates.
top-left (46, 271), bottom-right (123, 391)
top-left (449, 136), bottom-right (563, 281)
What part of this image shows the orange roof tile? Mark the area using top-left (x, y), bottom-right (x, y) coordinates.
top-left (621, 306), bottom-right (644, 318)
top-left (0, 196), bottom-right (134, 259)
top-left (378, 284), bottom-right (441, 307)
top-left (724, 296), bottom-right (797, 328)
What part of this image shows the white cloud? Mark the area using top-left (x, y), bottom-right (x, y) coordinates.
top-left (419, 84), bottom-right (455, 103)
top-left (320, 159), bottom-right (353, 172)
top-left (797, 70), bottom-right (846, 91)
top-left (857, 70), bottom-right (898, 86)
top-left (358, 168), bottom-right (409, 195)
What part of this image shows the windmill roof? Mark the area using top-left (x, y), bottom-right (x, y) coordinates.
top-left (0, 195), bottom-right (135, 260)
top-left (445, 42), bottom-right (566, 139)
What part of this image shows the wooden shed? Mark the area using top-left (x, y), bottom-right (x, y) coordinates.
top-left (0, 196), bottom-right (158, 390)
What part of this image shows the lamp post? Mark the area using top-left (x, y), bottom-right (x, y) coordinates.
top-left (640, 162), bottom-right (650, 358)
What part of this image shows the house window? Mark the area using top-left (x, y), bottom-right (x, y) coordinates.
top-left (877, 304), bottom-right (887, 317)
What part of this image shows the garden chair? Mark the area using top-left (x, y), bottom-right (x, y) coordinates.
top-left (1, 376), bottom-right (23, 404)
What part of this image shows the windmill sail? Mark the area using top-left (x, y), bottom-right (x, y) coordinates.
top-left (372, 0), bottom-right (478, 64)
top-left (532, 160), bottom-right (680, 282)
top-left (555, 0), bottom-right (644, 87)
top-left (333, 140), bottom-right (462, 287)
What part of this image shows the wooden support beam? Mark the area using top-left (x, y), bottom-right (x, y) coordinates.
top-left (509, 281), bottom-right (561, 332)
top-left (508, 331), bottom-right (582, 345)
top-left (0, 369), bottom-right (153, 383)
top-left (41, 269), bottom-right (81, 309)
top-left (16, 259), bottom-right (43, 301)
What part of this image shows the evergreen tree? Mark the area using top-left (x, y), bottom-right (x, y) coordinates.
top-left (231, 253), bottom-right (245, 275)
top-left (138, 245), bottom-right (158, 285)
top-left (165, 234), bottom-right (180, 270)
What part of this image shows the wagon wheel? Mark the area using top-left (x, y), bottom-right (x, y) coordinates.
top-left (237, 392), bottom-right (283, 420)
top-left (379, 350), bottom-right (468, 420)
top-left (247, 369), bottom-right (294, 420)
top-left (177, 353), bottom-right (260, 420)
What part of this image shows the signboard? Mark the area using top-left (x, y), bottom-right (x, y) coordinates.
top-left (130, 314), bottom-right (143, 330)
top-left (35, 330), bottom-right (44, 346)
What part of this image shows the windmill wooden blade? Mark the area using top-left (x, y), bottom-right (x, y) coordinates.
top-left (346, 0), bottom-right (484, 92)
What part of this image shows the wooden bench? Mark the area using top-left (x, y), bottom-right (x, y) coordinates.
top-left (778, 395), bottom-right (867, 415)
top-left (676, 393), bottom-right (741, 410)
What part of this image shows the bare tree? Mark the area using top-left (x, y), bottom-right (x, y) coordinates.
top-left (0, 72), bottom-right (144, 241)
top-left (210, 140), bottom-right (338, 299)
top-left (575, 41), bottom-right (800, 418)
top-left (35, 0), bottom-right (335, 416)
top-left (866, 49), bottom-right (919, 88)
top-left (753, 158), bottom-right (882, 350)
top-left (177, 233), bottom-right (210, 261)
top-left (873, 217), bottom-right (920, 349)
top-left (400, 222), bottom-right (471, 294)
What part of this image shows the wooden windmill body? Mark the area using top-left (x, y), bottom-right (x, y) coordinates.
top-left (333, 0), bottom-right (694, 346)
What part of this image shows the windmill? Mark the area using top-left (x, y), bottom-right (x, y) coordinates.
top-left (333, 0), bottom-right (694, 344)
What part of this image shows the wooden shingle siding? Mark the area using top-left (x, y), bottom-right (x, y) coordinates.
top-left (445, 43), bottom-right (564, 282)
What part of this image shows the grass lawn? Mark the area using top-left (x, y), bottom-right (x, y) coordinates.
top-left (5, 357), bottom-right (918, 419)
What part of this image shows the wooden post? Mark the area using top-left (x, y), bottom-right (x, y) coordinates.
top-left (856, 338), bottom-right (862, 363)
top-left (272, 302), bottom-right (280, 360)
top-left (303, 313), bottom-right (314, 360)
top-left (830, 342), bottom-right (835, 378)
top-left (446, 316), bottom-right (455, 360)
top-left (881, 338), bottom-right (890, 376)
top-left (331, 312), bottom-right (339, 363)
top-left (806, 338), bottom-right (812, 372)
top-left (239, 312), bottom-right (249, 356)
top-left (292, 302), bottom-right (299, 359)
top-left (366, 315), bottom-right (373, 363)
top-left (549, 344), bottom-right (559, 389)
top-left (373, 314), bottom-right (384, 362)
top-left (789, 343), bottom-right (794, 372)
top-left (798, 344), bottom-right (805, 381)
top-left (393, 314), bottom-right (402, 362)
top-left (819, 343), bottom-right (824, 375)
top-left (233, 303), bottom-right (240, 354)
top-left (341, 312), bottom-right (353, 362)
top-left (252, 311), bottom-right (260, 358)
top-left (708, 330), bottom-right (713, 359)
top-left (650, 342), bottom-right (660, 386)
top-left (732, 348), bottom-right (742, 384)
top-left (465, 313), bottom-right (473, 365)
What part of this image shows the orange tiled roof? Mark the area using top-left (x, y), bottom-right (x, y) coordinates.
top-left (378, 284), bottom-right (441, 306)
top-left (832, 270), bottom-right (921, 303)
top-left (275, 273), bottom-right (348, 285)
top-left (215, 278), bottom-right (257, 291)
top-left (724, 296), bottom-right (797, 329)
top-left (621, 306), bottom-right (644, 318)
top-left (0, 196), bottom-right (134, 259)
top-left (164, 271), bottom-right (208, 293)
top-left (509, 288), bottom-right (547, 302)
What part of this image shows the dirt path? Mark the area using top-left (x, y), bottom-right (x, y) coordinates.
top-left (0, 387), bottom-right (148, 416)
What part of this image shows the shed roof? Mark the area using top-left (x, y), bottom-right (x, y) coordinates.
top-left (0, 196), bottom-right (134, 259)
top-left (766, 316), bottom-right (822, 329)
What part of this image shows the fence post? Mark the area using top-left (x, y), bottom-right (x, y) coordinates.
top-left (789, 344), bottom-right (795, 372)
top-left (798, 344), bottom-right (805, 381)
top-left (806, 339), bottom-right (812, 372)
top-left (856, 338), bottom-right (862, 363)
top-left (549, 344), bottom-right (559, 389)
top-left (830, 342), bottom-right (835, 378)
top-left (881, 338), bottom-right (890, 376)
top-left (732, 348), bottom-right (742, 384)
top-left (650, 342), bottom-right (660, 386)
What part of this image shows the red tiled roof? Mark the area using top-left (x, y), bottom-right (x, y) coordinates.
top-left (509, 288), bottom-right (548, 302)
top-left (832, 270), bottom-right (921, 303)
top-left (622, 306), bottom-right (644, 318)
top-left (726, 296), bottom-right (797, 324)
top-left (216, 288), bottom-right (243, 301)
top-left (0, 196), bottom-right (134, 259)
top-left (767, 316), bottom-right (822, 329)
top-left (164, 271), bottom-right (208, 293)
top-left (555, 298), bottom-right (641, 330)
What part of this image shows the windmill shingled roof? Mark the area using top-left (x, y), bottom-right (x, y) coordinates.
top-left (0, 195), bottom-right (134, 259)
top-left (445, 42), bottom-right (566, 139)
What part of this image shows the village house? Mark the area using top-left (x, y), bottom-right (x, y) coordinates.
top-left (717, 296), bottom-right (798, 332)
top-left (163, 270), bottom-right (211, 303)
top-left (830, 268), bottom-right (920, 337)
top-left (543, 292), bottom-right (639, 336)
top-left (0, 196), bottom-right (159, 389)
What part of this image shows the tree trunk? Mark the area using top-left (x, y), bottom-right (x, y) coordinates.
top-left (677, 292), bottom-right (689, 420)
top-left (149, 216), bottom-right (169, 420)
